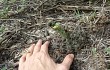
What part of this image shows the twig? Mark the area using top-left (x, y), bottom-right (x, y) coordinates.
top-left (58, 7), bottom-right (69, 16)
top-left (0, 19), bottom-right (22, 20)
top-left (94, 0), bottom-right (106, 24)
top-left (58, 5), bottom-right (110, 11)
top-left (34, 0), bottom-right (48, 11)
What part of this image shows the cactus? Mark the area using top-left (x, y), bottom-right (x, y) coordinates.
top-left (49, 21), bottom-right (70, 39)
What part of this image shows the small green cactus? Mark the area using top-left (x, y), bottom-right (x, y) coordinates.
top-left (49, 21), bottom-right (70, 39)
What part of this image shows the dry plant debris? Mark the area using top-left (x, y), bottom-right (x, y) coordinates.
top-left (0, 0), bottom-right (110, 70)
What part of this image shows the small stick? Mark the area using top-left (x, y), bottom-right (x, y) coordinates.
top-left (58, 5), bottom-right (110, 11)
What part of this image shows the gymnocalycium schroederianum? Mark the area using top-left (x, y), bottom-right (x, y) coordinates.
top-left (48, 21), bottom-right (82, 52)
top-left (48, 21), bottom-right (70, 39)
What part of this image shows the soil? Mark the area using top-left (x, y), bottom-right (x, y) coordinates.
top-left (0, 0), bottom-right (110, 70)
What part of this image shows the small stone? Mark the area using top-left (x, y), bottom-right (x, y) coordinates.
top-left (27, 39), bottom-right (33, 44)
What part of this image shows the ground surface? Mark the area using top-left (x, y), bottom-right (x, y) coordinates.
top-left (0, 0), bottom-right (110, 70)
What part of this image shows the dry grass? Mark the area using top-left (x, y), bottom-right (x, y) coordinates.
top-left (0, 0), bottom-right (110, 70)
